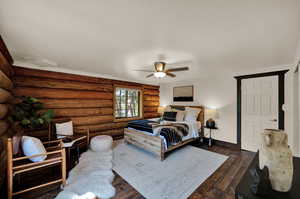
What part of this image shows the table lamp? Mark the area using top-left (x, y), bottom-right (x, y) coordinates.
top-left (157, 106), bottom-right (166, 122)
top-left (157, 106), bottom-right (166, 116)
top-left (205, 108), bottom-right (219, 128)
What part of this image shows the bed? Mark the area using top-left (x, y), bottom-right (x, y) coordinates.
top-left (124, 105), bottom-right (204, 160)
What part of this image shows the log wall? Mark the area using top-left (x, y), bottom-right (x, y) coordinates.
top-left (13, 66), bottom-right (160, 140)
top-left (0, 36), bottom-right (14, 188)
top-left (0, 34), bottom-right (160, 189)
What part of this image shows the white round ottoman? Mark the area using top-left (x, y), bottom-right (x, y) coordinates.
top-left (90, 135), bottom-right (113, 152)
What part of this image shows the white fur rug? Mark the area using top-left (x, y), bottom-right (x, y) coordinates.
top-left (113, 142), bottom-right (228, 199)
top-left (55, 150), bottom-right (116, 199)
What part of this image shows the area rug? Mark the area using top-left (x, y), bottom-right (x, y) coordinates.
top-left (113, 142), bottom-right (228, 199)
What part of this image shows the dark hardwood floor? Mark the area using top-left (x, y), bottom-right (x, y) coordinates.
top-left (14, 143), bottom-right (255, 199)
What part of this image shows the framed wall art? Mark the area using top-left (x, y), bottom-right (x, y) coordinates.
top-left (173, 85), bottom-right (194, 102)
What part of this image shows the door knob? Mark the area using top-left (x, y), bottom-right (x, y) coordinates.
top-left (270, 119), bottom-right (277, 122)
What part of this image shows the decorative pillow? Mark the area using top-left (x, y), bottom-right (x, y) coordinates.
top-left (56, 121), bottom-right (73, 136)
top-left (185, 107), bottom-right (201, 122)
top-left (171, 106), bottom-right (185, 111)
top-left (175, 110), bottom-right (185, 121)
top-left (22, 136), bottom-right (47, 162)
top-left (162, 111), bottom-right (177, 121)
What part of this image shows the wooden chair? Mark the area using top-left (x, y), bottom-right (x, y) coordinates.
top-left (48, 118), bottom-right (90, 145)
top-left (49, 118), bottom-right (90, 171)
top-left (6, 137), bottom-right (66, 199)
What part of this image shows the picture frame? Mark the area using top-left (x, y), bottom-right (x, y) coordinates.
top-left (173, 85), bottom-right (194, 102)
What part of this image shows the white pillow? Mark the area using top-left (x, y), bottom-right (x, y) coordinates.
top-left (185, 107), bottom-right (201, 122)
top-left (22, 136), bottom-right (47, 162)
top-left (56, 121), bottom-right (73, 136)
top-left (175, 110), bottom-right (185, 121)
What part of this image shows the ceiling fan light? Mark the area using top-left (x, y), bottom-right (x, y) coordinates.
top-left (154, 72), bottom-right (166, 78)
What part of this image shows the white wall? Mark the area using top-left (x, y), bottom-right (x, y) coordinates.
top-left (285, 70), bottom-right (296, 155)
top-left (160, 75), bottom-right (237, 143)
top-left (292, 69), bottom-right (299, 156)
top-left (160, 66), bottom-right (295, 149)
top-left (294, 40), bottom-right (300, 156)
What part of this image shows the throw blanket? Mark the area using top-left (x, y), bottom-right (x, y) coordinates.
top-left (127, 119), bottom-right (157, 133)
top-left (55, 150), bottom-right (116, 199)
top-left (153, 123), bottom-right (189, 148)
top-left (128, 120), bottom-right (190, 148)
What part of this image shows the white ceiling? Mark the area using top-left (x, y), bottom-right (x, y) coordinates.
top-left (1, 0), bottom-right (300, 84)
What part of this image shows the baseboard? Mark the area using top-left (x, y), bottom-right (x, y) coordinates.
top-left (214, 139), bottom-right (240, 150)
top-left (202, 137), bottom-right (240, 150)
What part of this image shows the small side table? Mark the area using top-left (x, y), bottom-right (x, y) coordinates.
top-left (204, 126), bottom-right (218, 147)
top-left (62, 135), bottom-right (87, 172)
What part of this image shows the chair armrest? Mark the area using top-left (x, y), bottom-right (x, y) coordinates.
top-left (13, 149), bottom-right (63, 162)
top-left (46, 145), bottom-right (62, 151)
top-left (74, 127), bottom-right (90, 144)
top-left (43, 140), bottom-right (62, 145)
top-left (43, 139), bottom-right (63, 148)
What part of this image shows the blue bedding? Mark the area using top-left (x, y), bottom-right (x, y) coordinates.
top-left (127, 119), bottom-right (189, 148)
top-left (127, 120), bottom-right (158, 134)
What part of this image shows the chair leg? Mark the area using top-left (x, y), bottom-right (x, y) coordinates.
top-left (61, 148), bottom-right (67, 187)
top-left (7, 138), bottom-right (13, 199)
top-left (7, 170), bottom-right (13, 199)
top-left (76, 146), bottom-right (80, 164)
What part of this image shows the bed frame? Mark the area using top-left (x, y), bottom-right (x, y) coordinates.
top-left (124, 105), bottom-right (204, 161)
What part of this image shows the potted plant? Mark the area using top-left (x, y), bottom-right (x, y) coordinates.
top-left (10, 96), bottom-right (55, 133)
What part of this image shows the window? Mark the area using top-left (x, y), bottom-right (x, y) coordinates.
top-left (114, 87), bottom-right (142, 119)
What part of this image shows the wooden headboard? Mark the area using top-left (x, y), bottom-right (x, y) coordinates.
top-left (170, 105), bottom-right (205, 129)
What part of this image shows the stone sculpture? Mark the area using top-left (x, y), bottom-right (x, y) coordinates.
top-left (259, 129), bottom-right (293, 192)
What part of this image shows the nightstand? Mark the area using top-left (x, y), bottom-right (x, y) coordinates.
top-left (204, 126), bottom-right (218, 147)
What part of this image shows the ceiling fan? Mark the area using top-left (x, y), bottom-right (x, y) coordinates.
top-left (135, 61), bottom-right (189, 78)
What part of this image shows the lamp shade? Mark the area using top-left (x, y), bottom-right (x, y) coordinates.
top-left (205, 108), bottom-right (219, 119)
top-left (157, 106), bottom-right (166, 114)
top-left (205, 108), bottom-right (219, 128)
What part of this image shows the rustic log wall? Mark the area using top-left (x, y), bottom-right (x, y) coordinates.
top-left (0, 35), bottom-right (14, 188)
top-left (13, 66), bottom-right (160, 140)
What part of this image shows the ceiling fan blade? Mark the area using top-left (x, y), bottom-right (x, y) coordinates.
top-left (166, 60), bottom-right (192, 67)
top-left (165, 67), bottom-right (189, 72)
top-left (146, 73), bottom-right (154, 78)
top-left (133, 69), bottom-right (155, 72)
top-left (166, 72), bottom-right (176, 77)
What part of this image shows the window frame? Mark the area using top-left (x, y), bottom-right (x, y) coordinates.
top-left (113, 85), bottom-right (143, 122)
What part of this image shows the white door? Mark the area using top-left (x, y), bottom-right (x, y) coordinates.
top-left (241, 76), bottom-right (279, 152)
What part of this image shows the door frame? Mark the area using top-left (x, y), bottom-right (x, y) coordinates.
top-left (234, 70), bottom-right (289, 149)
